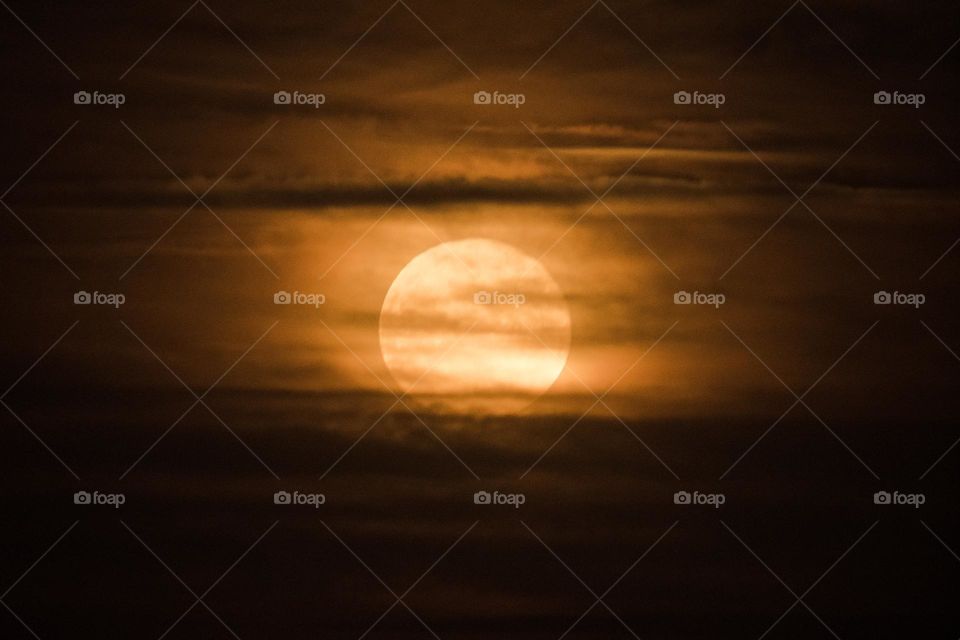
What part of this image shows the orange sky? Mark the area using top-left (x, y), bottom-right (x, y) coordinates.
top-left (1, 0), bottom-right (957, 423)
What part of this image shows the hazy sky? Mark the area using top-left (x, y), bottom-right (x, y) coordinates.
top-left (4, 0), bottom-right (958, 419)
top-left (0, 0), bottom-right (958, 480)
top-left (2, 3), bottom-right (960, 639)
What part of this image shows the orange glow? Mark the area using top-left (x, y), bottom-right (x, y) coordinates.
top-left (379, 239), bottom-right (570, 406)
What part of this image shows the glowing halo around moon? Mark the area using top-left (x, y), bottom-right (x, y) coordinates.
top-left (378, 238), bottom-right (571, 412)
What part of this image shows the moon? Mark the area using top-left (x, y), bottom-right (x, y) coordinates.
top-left (379, 238), bottom-right (571, 409)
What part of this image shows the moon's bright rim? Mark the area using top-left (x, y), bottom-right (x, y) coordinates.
top-left (379, 239), bottom-right (571, 404)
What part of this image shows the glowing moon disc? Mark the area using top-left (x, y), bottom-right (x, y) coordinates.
top-left (379, 239), bottom-right (570, 404)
